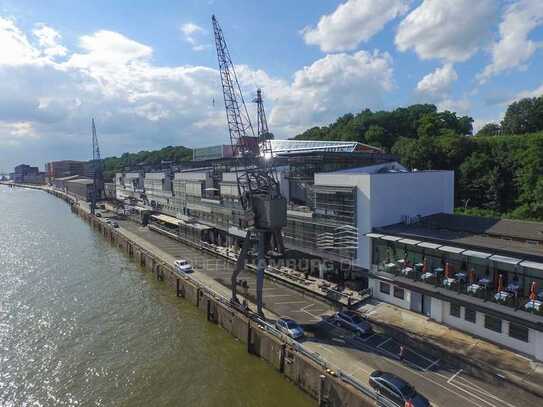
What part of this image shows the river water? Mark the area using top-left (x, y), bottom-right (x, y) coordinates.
top-left (0, 186), bottom-right (314, 407)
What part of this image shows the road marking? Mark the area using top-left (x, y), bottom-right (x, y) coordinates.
top-left (264, 294), bottom-right (292, 298)
top-left (423, 358), bottom-right (441, 372)
top-left (406, 346), bottom-right (438, 364)
top-left (376, 337), bottom-right (392, 349)
top-left (355, 333), bottom-right (377, 343)
top-left (445, 374), bottom-right (517, 407)
top-left (275, 301), bottom-right (308, 305)
top-left (448, 369), bottom-right (463, 383)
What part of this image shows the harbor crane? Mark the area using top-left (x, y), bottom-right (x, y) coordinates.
top-left (90, 118), bottom-right (103, 215)
top-left (212, 15), bottom-right (287, 315)
top-left (253, 89), bottom-right (274, 142)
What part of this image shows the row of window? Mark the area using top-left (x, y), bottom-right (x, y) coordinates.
top-left (449, 302), bottom-right (529, 342)
top-left (379, 282), bottom-right (405, 300)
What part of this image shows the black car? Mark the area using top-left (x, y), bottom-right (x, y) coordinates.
top-left (369, 371), bottom-right (430, 407)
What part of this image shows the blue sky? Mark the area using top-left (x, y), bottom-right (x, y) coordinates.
top-left (0, 0), bottom-right (542, 171)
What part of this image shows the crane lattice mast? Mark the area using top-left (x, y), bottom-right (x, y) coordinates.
top-left (212, 15), bottom-right (286, 315)
top-left (90, 118), bottom-right (102, 215)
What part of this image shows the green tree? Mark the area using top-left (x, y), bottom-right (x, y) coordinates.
top-left (502, 96), bottom-right (543, 134)
top-left (476, 123), bottom-right (502, 137)
top-left (364, 125), bottom-right (387, 149)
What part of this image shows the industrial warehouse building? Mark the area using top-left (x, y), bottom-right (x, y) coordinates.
top-left (65, 178), bottom-right (95, 201)
top-left (110, 139), bottom-right (543, 360)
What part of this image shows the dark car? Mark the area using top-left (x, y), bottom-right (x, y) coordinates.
top-left (369, 371), bottom-right (430, 407)
top-left (334, 310), bottom-right (372, 335)
top-left (95, 213), bottom-right (102, 218)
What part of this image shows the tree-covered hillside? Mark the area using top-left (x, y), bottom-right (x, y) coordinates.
top-left (103, 145), bottom-right (192, 181)
top-left (294, 96), bottom-right (543, 221)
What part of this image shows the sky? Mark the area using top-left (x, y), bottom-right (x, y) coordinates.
top-left (0, 0), bottom-right (542, 171)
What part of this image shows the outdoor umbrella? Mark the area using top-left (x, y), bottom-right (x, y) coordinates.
top-left (529, 281), bottom-right (537, 302)
top-left (469, 269), bottom-right (476, 284)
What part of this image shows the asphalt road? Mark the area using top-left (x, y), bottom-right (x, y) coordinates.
top-left (107, 215), bottom-right (541, 407)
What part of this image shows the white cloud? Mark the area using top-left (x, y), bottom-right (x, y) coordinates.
top-left (437, 98), bottom-right (471, 115)
top-left (416, 64), bottom-right (457, 99)
top-left (478, 0), bottom-right (543, 83)
top-left (0, 121), bottom-right (38, 147)
top-left (302, 0), bottom-right (410, 52)
top-left (32, 23), bottom-right (67, 57)
top-left (0, 18), bottom-right (395, 170)
top-left (269, 50), bottom-right (394, 134)
top-left (395, 0), bottom-right (498, 62)
top-left (181, 22), bottom-right (203, 37)
top-left (508, 83), bottom-right (543, 105)
top-left (180, 22), bottom-right (208, 51)
top-left (0, 17), bottom-right (41, 65)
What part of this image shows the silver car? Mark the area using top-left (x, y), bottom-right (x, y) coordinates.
top-left (275, 317), bottom-right (304, 340)
top-left (334, 310), bottom-right (372, 335)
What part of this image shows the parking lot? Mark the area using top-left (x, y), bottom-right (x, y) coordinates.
top-left (117, 219), bottom-right (335, 325)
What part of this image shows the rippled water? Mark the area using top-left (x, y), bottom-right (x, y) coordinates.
top-left (0, 186), bottom-right (314, 407)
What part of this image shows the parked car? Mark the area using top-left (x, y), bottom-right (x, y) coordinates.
top-left (275, 317), bottom-right (304, 340)
top-left (105, 219), bottom-right (112, 225)
top-left (174, 259), bottom-right (193, 273)
top-left (334, 310), bottom-right (372, 335)
top-left (95, 213), bottom-right (102, 218)
top-left (112, 221), bottom-right (119, 228)
top-left (369, 371), bottom-right (430, 407)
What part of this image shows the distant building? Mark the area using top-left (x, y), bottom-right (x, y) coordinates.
top-left (143, 171), bottom-right (173, 210)
top-left (46, 160), bottom-right (87, 178)
top-left (104, 182), bottom-right (116, 200)
top-left (115, 172), bottom-right (145, 201)
top-left (53, 175), bottom-right (80, 191)
top-left (12, 164), bottom-right (43, 184)
top-left (193, 144), bottom-right (233, 161)
top-left (65, 178), bottom-right (95, 201)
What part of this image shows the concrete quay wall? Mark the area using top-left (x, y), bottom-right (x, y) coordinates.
top-left (63, 200), bottom-right (375, 407)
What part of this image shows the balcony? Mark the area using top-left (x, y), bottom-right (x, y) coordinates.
top-left (372, 259), bottom-right (543, 317)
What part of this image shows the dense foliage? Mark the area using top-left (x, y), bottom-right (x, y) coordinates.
top-left (294, 98), bottom-right (543, 221)
top-left (102, 145), bottom-right (192, 181)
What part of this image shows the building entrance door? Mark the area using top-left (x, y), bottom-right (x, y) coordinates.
top-left (422, 294), bottom-right (432, 317)
top-left (410, 291), bottom-right (422, 313)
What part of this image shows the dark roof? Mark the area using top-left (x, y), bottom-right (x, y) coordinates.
top-left (422, 213), bottom-right (543, 242)
top-left (377, 213), bottom-right (543, 260)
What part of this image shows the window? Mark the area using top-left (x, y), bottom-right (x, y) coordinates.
top-left (380, 282), bottom-right (390, 295)
top-left (509, 323), bottom-right (529, 342)
top-left (484, 315), bottom-right (502, 333)
top-left (450, 303), bottom-right (461, 318)
top-left (465, 308), bottom-right (476, 323)
top-left (393, 286), bottom-right (405, 300)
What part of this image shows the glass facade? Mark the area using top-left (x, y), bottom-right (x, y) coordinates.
top-left (370, 237), bottom-right (543, 317)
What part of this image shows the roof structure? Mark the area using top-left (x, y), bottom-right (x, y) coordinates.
top-left (375, 213), bottom-right (543, 260)
top-left (269, 139), bottom-right (382, 155)
top-left (66, 178), bottom-right (94, 185)
top-left (55, 175), bottom-right (81, 181)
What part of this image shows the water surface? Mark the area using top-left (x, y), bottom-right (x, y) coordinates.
top-left (0, 186), bottom-right (314, 406)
